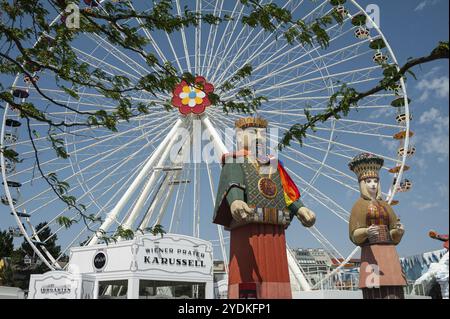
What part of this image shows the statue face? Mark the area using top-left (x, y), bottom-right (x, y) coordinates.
top-left (237, 127), bottom-right (267, 156)
top-left (364, 178), bottom-right (379, 197)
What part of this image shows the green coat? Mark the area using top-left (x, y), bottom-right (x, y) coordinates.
top-left (213, 157), bottom-right (305, 229)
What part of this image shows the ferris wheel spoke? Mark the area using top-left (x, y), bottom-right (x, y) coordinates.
top-left (174, 0), bottom-right (193, 73)
top-left (16, 112), bottom-right (173, 162)
top-left (72, 46), bottom-right (142, 83)
top-left (285, 151), bottom-right (360, 194)
top-left (13, 111), bottom-right (164, 151)
top-left (87, 33), bottom-right (150, 76)
top-left (258, 67), bottom-right (380, 98)
top-left (210, 0), bottom-right (289, 83)
top-left (200, 0), bottom-right (224, 76)
top-left (127, 1), bottom-right (173, 68)
top-left (31, 135), bottom-right (160, 237)
top-left (206, 1), bottom-right (246, 81)
top-left (276, 119), bottom-right (397, 139)
top-left (205, 0), bottom-right (242, 79)
top-left (52, 158), bottom-right (151, 262)
top-left (222, 40), bottom-right (371, 97)
top-left (215, 0), bottom-right (334, 87)
top-left (305, 133), bottom-right (401, 165)
top-left (247, 64), bottom-right (380, 96)
top-left (308, 226), bottom-right (345, 259)
top-left (17, 144), bottom-right (160, 215)
top-left (284, 144), bottom-right (357, 186)
top-left (38, 166), bottom-right (146, 243)
top-left (248, 74), bottom-right (387, 105)
top-left (249, 15), bottom-right (351, 77)
top-left (213, 0), bottom-right (297, 85)
top-left (15, 115), bottom-right (176, 192)
top-left (136, 134), bottom-right (191, 231)
top-left (220, 6), bottom-right (351, 90)
top-left (195, 0), bottom-right (202, 75)
top-left (17, 86), bottom-right (167, 112)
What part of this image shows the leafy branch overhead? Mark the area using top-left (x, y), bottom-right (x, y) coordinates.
top-left (0, 0), bottom-right (448, 244)
top-left (279, 41), bottom-right (449, 149)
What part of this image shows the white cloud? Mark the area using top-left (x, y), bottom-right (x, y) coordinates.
top-left (412, 156), bottom-right (427, 170)
top-left (416, 76), bottom-right (449, 102)
top-left (411, 201), bottom-right (440, 211)
top-left (381, 139), bottom-right (398, 153)
top-left (415, 0), bottom-right (441, 11)
top-left (417, 108), bottom-right (449, 160)
top-left (419, 107), bottom-right (440, 124)
top-left (437, 184), bottom-right (449, 197)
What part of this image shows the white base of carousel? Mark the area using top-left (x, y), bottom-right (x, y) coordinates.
top-left (27, 233), bottom-right (214, 299)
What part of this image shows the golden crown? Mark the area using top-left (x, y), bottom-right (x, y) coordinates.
top-left (349, 153), bottom-right (384, 181)
top-left (235, 117), bottom-right (268, 130)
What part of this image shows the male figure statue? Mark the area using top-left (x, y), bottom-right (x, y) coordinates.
top-left (213, 117), bottom-right (316, 299)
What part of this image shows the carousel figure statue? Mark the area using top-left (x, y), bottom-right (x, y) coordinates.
top-left (348, 153), bottom-right (407, 299)
top-left (213, 117), bottom-right (316, 299)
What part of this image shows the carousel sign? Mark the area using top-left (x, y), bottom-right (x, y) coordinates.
top-left (135, 235), bottom-right (212, 275)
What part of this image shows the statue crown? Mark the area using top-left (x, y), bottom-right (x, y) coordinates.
top-left (348, 153), bottom-right (384, 181)
top-left (235, 117), bottom-right (268, 130)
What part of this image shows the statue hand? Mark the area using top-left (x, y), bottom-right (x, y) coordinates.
top-left (367, 225), bottom-right (380, 242)
top-left (230, 200), bottom-right (254, 222)
top-left (367, 225), bottom-right (380, 237)
top-left (297, 207), bottom-right (316, 228)
top-left (390, 223), bottom-right (405, 243)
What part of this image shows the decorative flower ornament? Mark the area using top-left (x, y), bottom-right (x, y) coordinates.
top-left (172, 76), bottom-right (214, 115)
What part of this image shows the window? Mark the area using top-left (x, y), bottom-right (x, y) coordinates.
top-left (139, 280), bottom-right (205, 299)
top-left (98, 280), bottom-right (128, 299)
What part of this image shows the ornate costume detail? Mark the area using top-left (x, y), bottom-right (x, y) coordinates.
top-left (366, 202), bottom-right (390, 226)
top-left (258, 177), bottom-right (278, 199)
top-left (241, 161), bottom-right (287, 213)
top-left (348, 153), bottom-right (384, 181)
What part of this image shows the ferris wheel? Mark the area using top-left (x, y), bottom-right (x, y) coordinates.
top-left (1, 0), bottom-right (414, 286)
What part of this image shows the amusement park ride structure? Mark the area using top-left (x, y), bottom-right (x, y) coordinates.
top-left (1, 0), bottom-right (417, 298)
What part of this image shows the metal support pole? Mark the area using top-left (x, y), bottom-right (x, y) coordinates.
top-left (88, 119), bottom-right (184, 245)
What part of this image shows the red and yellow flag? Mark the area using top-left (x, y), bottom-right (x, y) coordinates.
top-left (278, 160), bottom-right (301, 207)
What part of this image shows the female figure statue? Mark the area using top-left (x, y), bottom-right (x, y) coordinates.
top-left (348, 153), bottom-right (407, 299)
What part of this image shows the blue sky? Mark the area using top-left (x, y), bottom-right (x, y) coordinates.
top-left (0, 0), bottom-right (448, 262)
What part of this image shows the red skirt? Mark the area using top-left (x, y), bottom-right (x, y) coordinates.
top-left (228, 223), bottom-right (292, 299)
top-left (359, 244), bottom-right (407, 289)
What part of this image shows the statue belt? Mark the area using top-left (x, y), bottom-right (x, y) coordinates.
top-left (246, 207), bottom-right (291, 226)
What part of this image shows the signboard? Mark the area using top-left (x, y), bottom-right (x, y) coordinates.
top-left (134, 235), bottom-right (213, 276)
top-left (28, 272), bottom-right (80, 299)
top-left (68, 234), bottom-right (213, 279)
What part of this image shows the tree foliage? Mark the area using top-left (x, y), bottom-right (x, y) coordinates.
top-left (0, 230), bottom-right (14, 258)
top-left (0, 224), bottom-right (64, 288)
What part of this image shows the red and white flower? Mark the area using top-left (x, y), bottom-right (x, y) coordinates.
top-left (172, 76), bottom-right (214, 115)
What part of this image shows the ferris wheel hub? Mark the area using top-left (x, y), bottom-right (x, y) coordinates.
top-left (172, 76), bottom-right (215, 115)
